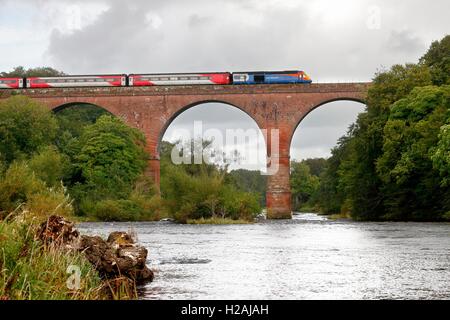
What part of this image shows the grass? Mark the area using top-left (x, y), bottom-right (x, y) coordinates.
top-left (326, 212), bottom-right (352, 220)
top-left (186, 217), bottom-right (254, 224)
top-left (0, 211), bottom-right (135, 300)
top-left (297, 203), bottom-right (320, 213)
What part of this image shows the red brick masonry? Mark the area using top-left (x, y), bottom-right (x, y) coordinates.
top-left (0, 82), bottom-right (371, 218)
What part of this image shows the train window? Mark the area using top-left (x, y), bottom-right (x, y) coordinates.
top-left (254, 75), bottom-right (265, 82)
top-left (0, 80), bottom-right (15, 84)
top-left (199, 76), bottom-right (208, 80)
top-left (160, 77), bottom-right (169, 81)
top-left (233, 74), bottom-right (248, 81)
top-left (179, 77), bottom-right (188, 80)
top-left (170, 77), bottom-right (178, 80)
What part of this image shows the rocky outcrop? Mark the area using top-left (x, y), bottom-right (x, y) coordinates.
top-left (78, 233), bottom-right (154, 283)
top-left (36, 215), bottom-right (154, 285)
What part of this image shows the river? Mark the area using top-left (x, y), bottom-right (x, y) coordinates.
top-left (78, 213), bottom-right (450, 299)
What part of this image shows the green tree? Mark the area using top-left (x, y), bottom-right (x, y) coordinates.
top-left (376, 86), bottom-right (450, 220)
top-left (290, 161), bottom-right (319, 210)
top-left (432, 124), bottom-right (450, 187)
top-left (56, 104), bottom-right (110, 139)
top-left (315, 135), bottom-right (352, 214)
top-left (227, 169), bottom-right (267, 205)
top-left (1, 66), bottom-right (65, 77)
top-left (160, 139), bottom-right (261, 222)
top-left (420, 35), bottom-right (450, 86)
top-left (334, 63), bottom-right (433, 220)
top-left (70, 115), bottom-right (148, 203)
top-left (302, 158), bottom-right (327, 177)
top-left (28, 146), bottom-right (69, 188)
top-left (0, 96), bottom-right (58, 164)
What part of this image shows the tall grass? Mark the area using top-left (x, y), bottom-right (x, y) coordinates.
top-left (0, 212), bottom-right (103, 299)
top-left (0, 212), bottom-right (136, 300)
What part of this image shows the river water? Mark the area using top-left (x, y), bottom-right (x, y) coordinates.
top-left (78, 213), bottom-right (450, 300)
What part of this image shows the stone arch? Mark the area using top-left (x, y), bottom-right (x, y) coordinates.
top-left (158, 99), bottom-right (265, 155)
top-left (289, 97), bottom-right (367, 148)
top-left (49, 99), bottom-right (120, 117)
top-left (51, 101), bottom-right (113, 115)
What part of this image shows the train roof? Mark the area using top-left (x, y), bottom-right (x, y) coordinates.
top-left (25, 74), bottom-right (127, 79)
top-left (232, 70), bottom-right (305, 74)
top-left (128, 72), bottom-right (230, 75)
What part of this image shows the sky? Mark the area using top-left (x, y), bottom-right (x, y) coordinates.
top-left (0, 0), bottom-right (448, 169)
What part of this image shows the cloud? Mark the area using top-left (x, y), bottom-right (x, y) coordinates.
top-left (387, 30), bottom-right (425, 55)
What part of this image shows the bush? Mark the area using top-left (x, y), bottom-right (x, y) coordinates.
top-left (0, 162), bottom-right (72, 219)
top-left (91, 199), bottom-right (139, 221)
top-left (28, 146), bottom-right (69, 188)
top-left (160, 152), bottom-right (261, 223)
top-left (89, 194), bottom-right (164, 222)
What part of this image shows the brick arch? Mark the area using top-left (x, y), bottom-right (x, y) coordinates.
top-left (51, 101), bottom-right (114, 115)
top-left (288, 96), bottom-right (367, 148)
top-left (44, 98), bottom-right (122, 117)
top-left (157, 99), bottom-right (265, 154)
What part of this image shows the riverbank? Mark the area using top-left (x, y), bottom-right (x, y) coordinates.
top-left (73, 213), bottom-right (255, 225)
top-left (0, 213), bottom-right (104, 299)
top-left (0, 213), bottom-right (153, 300)
top-left (187, 217), bottom-right (254, 224)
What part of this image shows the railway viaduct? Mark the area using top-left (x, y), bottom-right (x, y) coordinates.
top-left (0, 82), bottom-right (371, 219)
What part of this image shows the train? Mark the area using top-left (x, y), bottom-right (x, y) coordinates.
top-left (0, 70), bottom-right (312, 89)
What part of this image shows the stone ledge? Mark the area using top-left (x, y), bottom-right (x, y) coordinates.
top-left (0, 82), bottom-right (372, 99)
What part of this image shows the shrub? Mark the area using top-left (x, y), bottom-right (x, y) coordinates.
top-left (0, 162), bottom-right (72, 219)
top-left (28, 146), bottom-right (69, 188)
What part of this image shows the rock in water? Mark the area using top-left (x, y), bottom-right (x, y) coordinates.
top-left (78, 234), bottom-right (154, 283)
top-left (107, 231), bottom-right (134, 247)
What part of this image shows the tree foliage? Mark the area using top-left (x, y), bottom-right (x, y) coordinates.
top-left (69, 115), bottom-right (148, 201)
top-left (420, 35), bottom-right (450, 86)
top-left (310, 35), bottom-right (450, 221)
top-left (290, 161), bottom-right (319, 210)
top-left (0, 96), bottom-right (58, 165)
top-left (1, 66), bottom-right (65, 77)
top-left (160, 141), bottom-right (261, 222)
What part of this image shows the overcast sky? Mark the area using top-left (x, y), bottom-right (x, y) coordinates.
top-left (0, 0), bottom-right (448, 169)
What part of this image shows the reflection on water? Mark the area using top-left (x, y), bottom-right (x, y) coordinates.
top-left (78, 213), bottom-right (450, 300)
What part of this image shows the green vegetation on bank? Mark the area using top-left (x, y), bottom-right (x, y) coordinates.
top-left (290, 35), bottom-right (450, 221)
top-left (186, 217), bottom-right (254, 224)
top-left (0, 213), bottom-right (105, 300)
